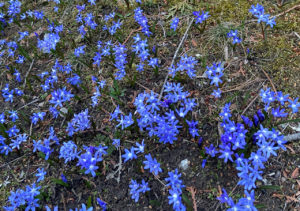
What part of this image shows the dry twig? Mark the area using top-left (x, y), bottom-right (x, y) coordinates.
top-left (186, 186), bottom-right (198, 211)
top-left (272, 4), bottom-right (300, 18)
top-left (23, 59), bottom-right (34, 89)
top-left (158, 18), bottom-right (195, 101)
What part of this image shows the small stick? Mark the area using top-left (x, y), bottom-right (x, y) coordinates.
top-left (158, 18), bottom-right (195, 101)
top-left (284, 133), bottom-right (300, 142)
top-left (152, 172), bottom-right (167, 188)
top-left (122, 27), bottom-right (142, 45)
top-left (61, 193), bottom-right (67, 211)
top-left (23, 59), bottom-right (34, 89)
top-left (17, 98), bottom-right (40, 111)
top-left (261, 68), bottom-right (277, 94)
top-left (186, 186), bottom-right (198, 211)
top-left (272, 4), bottom-right (300, 18)
top-left (241, 94), bottom-right (259, 116)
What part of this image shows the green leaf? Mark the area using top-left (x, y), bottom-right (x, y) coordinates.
top-left (0, 124), bottom-right (8, 138)
top-left (17, 44), bottom-right (32, 61)
top-left (38, 151), bottom-right (46, 159)
top-left (255, 204), bottom-right (266, 209)
top-left (182, 193), bottom-right (193, 210)
top-left (87, 196), bottom-right (92, 208)
top-left (106, 145), bottom-right (115, 156)
top-left (149, 200), bottom-right (161, 207)
top-left (258, 185), bottom-right (281, 190)
top-left (52, 178), bottom-right (69, 187)
top-left (276, 118), bottom-right (300, 126)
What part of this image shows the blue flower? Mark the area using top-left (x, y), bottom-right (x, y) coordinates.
top-left (74, 45), bottom-right (86, 57)
top-left (97, 198), bottom-right (107, 211)
top-left (271, 107), bottom-right (288, 118)
top-left (112, 139), bottom-right (120, 148)
top-left (165, 169), bottom-right (184, 191)
top-left (129, 179), bottom-right (140, 202)
top-left (134, 140), bottom-right (145, 154)
top-left (218, 144), bottom-right (233, 163)
top-left (193, 11), bottom-right (210, 24)
top-left (122, 147), bottom-right (137, 162)
top-left (266, 17), bottom-right (276, 28)
top-left (288, 98), bottom-right (300, 113)
top-left (170, 17), bottom-right (179, 31)
top-left (31, 112), bottom-right (46, 125)
top-left (35, 168), bottom-right (46, 182)
top-left (211, 88), bottom-right (222, 98)
top-left (9, 110), bottom-right (18, 122)
top-left (59, 141), bottom-right (78, 163)
top-left (257, 140), bottom-right (279, 159)
top-left (249, 4), bottom-right (265, 16)
top-left (143, 153), bottom-right (162, 175)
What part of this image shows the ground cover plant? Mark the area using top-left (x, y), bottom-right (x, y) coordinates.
top-left (0, 0), bottom-right (300, 210)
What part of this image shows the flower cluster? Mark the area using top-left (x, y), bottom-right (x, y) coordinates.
top-left (205, 62), bottom-right (224, 98)
top-left (165, 169), bottom-right (186, 211)
top-left (33, 127), bottom-right (59, 160)
top-left (260, 87), bottom-right (299, 114)
top-left (102, 12), bottom-right (122, 35)
top-left (143, 153), bottom-right (162, 175)
top-left (206, 87), bottom-right (299, 210)
top-left (2, 83), bottom-right (23, 103)
top-left (67, 109), bottom-right (91, 136)
top-left (193, 11), bottom-right (210, 24)
top-left (4, 183), bottom-right (41, 210)
top-left (129, 179), bottom-right (150, 202)
top-left (31, 112), bottom-right (46, 125)
top-left (249, 4), bottom-right (276, 28)
top-left (170, 54), bottom-right (198, 78)
top-left (227, 30), bottom-right (242, 44)
top-left (77, 144), bottom-right (108, 177)
top-left (91, 78), bottom-right (106, 107)
top-left (59, 141), bottom-right (79, 163)
top-left (134, 7), bottom-right (151, 36)
top-left (218, 188), bottom-right (257, 210)
top-left (122, 140), bottom-right (145, 162)
top-left (170, 17), bottom-right (179, 31)
top-left (49, 87), bottom-right (74, 108)
top-left (37, 32), bottom-right (61, 53)
top-left (113, 43), bottom-right (128, 80)
top-left (111, 107), bottom-right (134, 130)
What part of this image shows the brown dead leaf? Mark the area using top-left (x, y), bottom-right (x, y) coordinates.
top-left (286, 195), bottom-right (299, 203)
top-left (191, 39), bottom-right (197, 47)
top-left (272, 193), bottom-right (284, 199)
top-left (217, 185), bottom-right (222, 196)
top-left (45, 94), bottom-right (52, 102)
top-left (6, 73), bottom-right (13, 80)
top-left (286, 144), bottom-right (296, 154)
top-left (283, 170), bottom-right (288, 178)
top-left (296, 180), bottom-right (300, 189)
top-left (291, 168), bottom-right (299, 179)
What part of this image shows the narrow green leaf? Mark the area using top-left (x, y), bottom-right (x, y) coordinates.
top-left (258, 185), bottom-right (281, 190)
top-left (52, 178), bottom-right (69, 187)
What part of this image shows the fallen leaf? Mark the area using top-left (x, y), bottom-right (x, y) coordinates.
top-left (217, 185), bottom-right (222, 195)
top-left (291, 168), bottom-right (299, 179)
top-left (45, 94), bottom-right (52, 102)
top-left (286, 144), bottom-right (296, 154)
top-left (191, 39), bottom-right (197, 47)
top-left (296, 180), bottom-right (300, 189)
top-left (286, 195), bottom-right (299, 203)
top-left (6, 73), bottom-right (13, 80)
top-left (272, 193), bottom-right (284, 199)
top-left (283, 170), bottom-right (288, 178)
